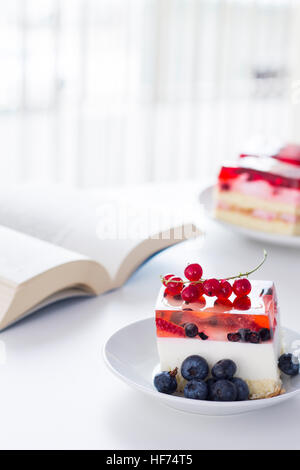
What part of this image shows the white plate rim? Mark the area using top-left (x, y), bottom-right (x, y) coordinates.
top-left (103, 317), bottom-right (300, 412)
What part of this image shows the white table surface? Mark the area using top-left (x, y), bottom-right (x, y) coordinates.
top-left (1, 215), bottom-right (300, 450)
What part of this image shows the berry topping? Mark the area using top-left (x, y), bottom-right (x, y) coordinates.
top-left (278, 353), bottom-right (299, 376)
top-left (162, 274), bottom-right (175, 287)
top-left (181, 284), bottom-right (200, 303)
top-left (198, 332), bottom-right (208, 340)
top-left (184, 263), bottom-right (203, 282)
top-left (238, 328), bottom-right (251, 342)
top-left (154, 368), bottom-right (178, 394)
top-left (156, 318), bottom-right (185, 337)
top-left (259, 328), bottom-right (271, 341)
top-left (181, 355), bottom-right (209, 381)
top-left (165, 277), bottom-right (183, 295)
top-left (248, 331), bottom-right (260, 344)
top-left (230, 377), bottom-right (249, 401)
top-left (184, 323), bottom-right (199, 338)
top-left (184, 379), bottom-right (208, 400)
top-left (220, 164), bottom-right (300, 189)
top-left (173, 294), bottom-right (182, 301)
top-left (212, 359), bottom-right (237, 380)
top-left (214, 298), bottom-right (233, 311)
top-left (211, 379), bottom-right (237, 401)
top-left (227, 332), bottom-right (241, 342)
top-left (217, 280), bottom-right (233, 299)
top-left (233, 278), bottom-right (252, 297)
top-left (233, 295), bottom-right (251, 310)
top-left (160, 251), bottom-right (267, 308)
top-left (196, 282), bottom-right (204, 298)
top-left (203, 278), bottom-right (220, 297)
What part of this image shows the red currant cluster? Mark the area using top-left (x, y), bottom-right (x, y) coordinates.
top-left (161, 251), bottom-right (267, 306)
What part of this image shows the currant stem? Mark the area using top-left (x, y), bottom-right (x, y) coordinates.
top-left (160, 250), bottom-right (267, 285)
top-left (223, 249), bottom-right (267, 281)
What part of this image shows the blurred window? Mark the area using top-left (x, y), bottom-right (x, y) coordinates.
top-left (0, 0), bottom-right (297, 187)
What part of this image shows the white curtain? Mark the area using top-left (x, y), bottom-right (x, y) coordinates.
top-left (0, 0), bottom-right (299, 187)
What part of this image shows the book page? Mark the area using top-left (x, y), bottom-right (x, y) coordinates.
top-left (0, 184), bottom-right (202, 281)
top-left (0, 225), bottom-right (88, 286)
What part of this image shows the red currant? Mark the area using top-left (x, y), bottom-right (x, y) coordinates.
top-left (196, 282), bottom-right (204, 298)
top-left (217, 280), bottom-right (233, 299)
top-left (233, 295), bottom-right (251, 311)
top-left (163, 274), bottom-right (175, 287)
top-left (203, 278), bottom-right (220, 297)
top-left (233, 278), bottom-right (251, 297)
top-left (184, 263), bottom-right (203, 282)
top-left (181, 284), bottom-right (200, 303)
top-left (166, 277), bottom-right (183, 295)
top-left (197, 295), bottom-right (206, 307)
top-left (214, 298), bottom-right (233, 311)
top-left (164, 287), bottom-right (170, 296)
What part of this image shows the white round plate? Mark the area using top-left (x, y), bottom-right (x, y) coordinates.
top-left (103, 317), bottom-right (300, 416)
top-left (199, 185), bottom-right (300, 248)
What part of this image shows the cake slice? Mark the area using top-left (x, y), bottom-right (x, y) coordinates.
top-left (215, 154), bottom-right (300, 235)
top-left (155, 280), bottom-right (282, 399)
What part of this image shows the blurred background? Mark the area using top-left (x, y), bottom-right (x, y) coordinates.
top-left (1, 0), bottom-right (300, 188)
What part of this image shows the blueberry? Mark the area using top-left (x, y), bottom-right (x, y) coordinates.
top-left (227, 332), bottom-right (241, 342)
top-left (278, 353), bottom-right (299, 376)
top-left (211, 379), bottom-right (237, 401)
top-left (198, 332), bottom-right (208, 340)
top-left (248, 331), bottom-right (260, 344)
top-left (154, 370), bottom-right (177, 394)
top-left (212, 359), bottom-right (237, 380)
top-left (181, 355), bottom-right (209, 381)
top-left (230, 377), bottom-right (249, 401)
top-left (259, 328), bottom-right (271, 341)
top-left (184, 379), bottom-right (208, 400)
top-left (206, 378), bottom-right (216, 400)
top-left (238, 328), bottom-right (251, 342)
top-left (185, 323), bottom-right (198, 337)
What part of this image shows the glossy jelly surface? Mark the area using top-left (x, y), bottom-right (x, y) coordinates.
top-left (219, 165), bottom-right (300, 191)
top-left (218, 155), bottom-right (300, 191)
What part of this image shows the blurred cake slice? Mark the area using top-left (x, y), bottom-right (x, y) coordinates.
top-left (215, 153), bottom-right (300, 235)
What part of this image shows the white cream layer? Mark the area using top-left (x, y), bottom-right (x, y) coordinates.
top-left (157, 329), bottom-right (281, 382)
top-left (216, 189), bottom-right (300, 216)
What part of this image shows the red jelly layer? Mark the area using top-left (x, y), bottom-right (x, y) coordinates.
top-left (156, 309), bottom-right (270, 342)
top-left (155, 284), bottom-right (278, 343)
top-left (218, 166), bottom-right (300, 190)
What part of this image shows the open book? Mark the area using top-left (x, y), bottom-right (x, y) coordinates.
top-left (0, 185), bottom-right (201, 330)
